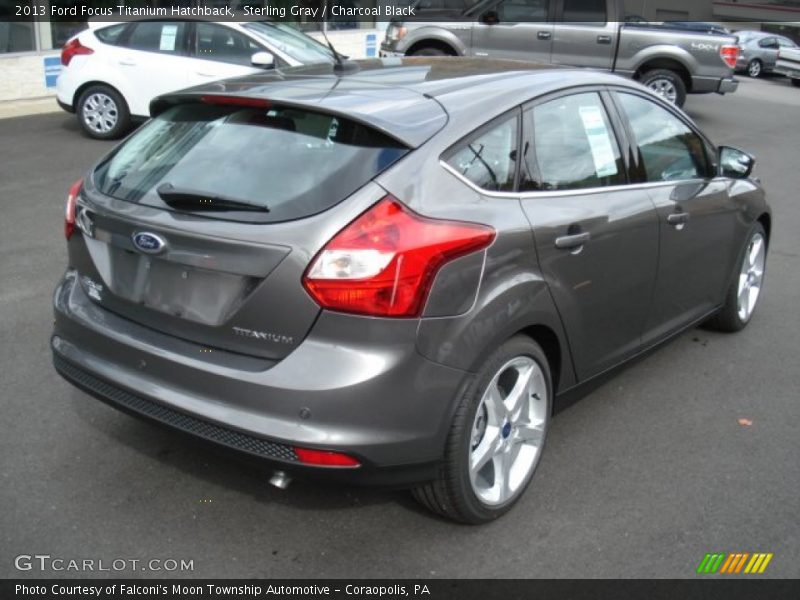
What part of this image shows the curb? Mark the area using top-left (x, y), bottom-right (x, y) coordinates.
top-left (0, 96), bottom-right (62, 120)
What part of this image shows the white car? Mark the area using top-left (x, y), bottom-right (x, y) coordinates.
top-left (56, 19), bottom-right (334, 139)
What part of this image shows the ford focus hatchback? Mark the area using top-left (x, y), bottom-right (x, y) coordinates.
top-left (52, 58), bottom-right (770, 523)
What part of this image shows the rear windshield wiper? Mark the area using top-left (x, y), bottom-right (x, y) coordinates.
top-left (156, 183), bottom-right (269, 212)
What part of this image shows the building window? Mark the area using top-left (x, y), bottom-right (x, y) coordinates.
top-left (0, 1), bottom-right (36, 53)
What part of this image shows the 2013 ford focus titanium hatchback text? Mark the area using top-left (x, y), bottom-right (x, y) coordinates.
top-left (52, 58), bottom-right (770, 523)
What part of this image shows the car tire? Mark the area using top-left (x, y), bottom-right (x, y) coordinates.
top-left (705, 223), bottom-right (767, 333)
top-left (409, 47), bottom-right (449, 57)
top-left (76, 85), bottom-right (131, 140)
top-left (791, 78), bottom-right (800, 87)
top-left (747, 59), bottom-right (763, 78)
top-left (641, 69), bottom-right (687, 107)
top-left (412, 335), bottom-right (552, 524)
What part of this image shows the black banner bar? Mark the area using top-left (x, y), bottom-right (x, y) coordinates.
top-left (3, 579), bottom-right (800, 600)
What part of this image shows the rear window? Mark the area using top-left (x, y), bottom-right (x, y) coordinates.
top-left (92, 102), bottom-right (409, 223)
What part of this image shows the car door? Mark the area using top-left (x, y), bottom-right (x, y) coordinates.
top-left (611, 90), bottom-right (739, 345)
top-left (470, 0), bottom-right (554, 62)
top-left (774, 37), bottom-right (798, 69)
top-left (182, 22), bottom-right (263, 87)
top-left (519, 90), bottom-right (659, 380)
top-left (756, 36), bottom-right (780, 69)
top-left (550, 0), bottom-right (617, 69)
top-left (112, 21), bottom-right (190, 117)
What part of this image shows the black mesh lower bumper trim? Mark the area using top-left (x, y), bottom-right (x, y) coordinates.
top-left (53, 353), bottom-right (299, 463)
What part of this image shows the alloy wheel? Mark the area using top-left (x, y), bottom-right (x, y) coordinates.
top-left (468, 356), bottom-right (548, 506)
top-left (748, 60), bottom-right (762, 78)
top-left (737, 232), bottom-right (766, 323)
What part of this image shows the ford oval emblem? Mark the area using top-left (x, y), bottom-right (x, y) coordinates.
top-left (132, 232), bottom-right (167, 255)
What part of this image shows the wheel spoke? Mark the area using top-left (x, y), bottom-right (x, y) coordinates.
top-left (470, 426), bottom-right (501, 473)
top-left (505, 363), bottom-right (534, 416)
top-left (516, 421), bottom-right (544, 446)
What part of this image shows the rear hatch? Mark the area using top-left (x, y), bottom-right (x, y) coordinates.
top-left (71, 98), bottom-right (418, 359)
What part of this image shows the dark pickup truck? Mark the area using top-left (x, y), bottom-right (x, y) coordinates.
top-left (381, 0), bottom-right (740, 106)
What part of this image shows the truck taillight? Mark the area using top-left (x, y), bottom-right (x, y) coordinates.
top-left (302, 196), bottom-right (495, 318)
top-left (720, 44), bottom-right (739, 68)
top-left (61, 38), bottom-right (93, 66)
top-left (64, 178), bottom-right (83, 240)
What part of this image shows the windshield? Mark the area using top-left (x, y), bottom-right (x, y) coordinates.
top-left (243, 22), bottom-right (334, 65)
top-left (92, 102), bottom-right (408, 223)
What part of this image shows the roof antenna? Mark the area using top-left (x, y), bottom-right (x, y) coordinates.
top-left (319, 3), bottom-right (360, 75)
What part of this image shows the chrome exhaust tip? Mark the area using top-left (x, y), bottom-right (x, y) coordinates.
top-left (269, 470), bottom-right (291, 490)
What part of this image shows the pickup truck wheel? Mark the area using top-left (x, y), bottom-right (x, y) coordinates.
top-left (747, 59), bottom-right (762, 78)
top-left (641, 69), bottom-right (687, 107)
top-left (409, 47), bottom-right (448, 57)
top-left (791, 78), bottom-right (800, 87)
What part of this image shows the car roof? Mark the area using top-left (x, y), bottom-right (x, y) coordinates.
top-left (151, 57), bottom-right (636, 148)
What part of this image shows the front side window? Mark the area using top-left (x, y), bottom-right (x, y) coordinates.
top-left (494, 0), bottom-right (549, 22)
top-left (125, 22), bottom-right (186, 55)
top-left (758, 37), bottom-right (778, 49)
top-left (445, 114), bottom-right (518, 192)
top-left (616, 92), bottom-right (710, 183)
top-left (194, 23), bottom-right (261, 66)
top-left (522, 92), bottom-right (624, 191)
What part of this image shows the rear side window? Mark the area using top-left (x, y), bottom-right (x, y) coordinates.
top-left (522, 92), bottom-right (624, 191)
top-left (94, 24), bottom-right (127, 46)
top-left (92, 102), bottom-right (409, 223)
top-left (444, 114), bottom-right (518, 192)
top-left (562, 0), bottom-right (607, 23)
top-left (125, 22), bottom-right (185, 54)
top-left (616, 93), bottom-right (710, 182)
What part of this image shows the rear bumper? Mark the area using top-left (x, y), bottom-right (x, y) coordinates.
top-left (690, 75), bottom-right (739, 95)
top-left (717, 77), bottom-right (739, 94)
top-left (52, 271), bottom-right (469, 484)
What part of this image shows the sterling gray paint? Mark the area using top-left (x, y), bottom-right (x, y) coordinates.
top-left (53, 58), bottom-right (769, 478)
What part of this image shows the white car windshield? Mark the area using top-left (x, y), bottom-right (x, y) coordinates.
top-left (243, 22), bottom-right (334, 65)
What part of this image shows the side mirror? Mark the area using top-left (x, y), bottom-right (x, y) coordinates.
top-left (719, 146), bottom-right (755, 179)
top-left (251, 51), bottom-right (275, 69)
top-left (482, 11), bottom-right (500, 25)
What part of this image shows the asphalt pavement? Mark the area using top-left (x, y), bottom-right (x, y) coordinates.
top-left (1, 76), bottom-right (798, 579)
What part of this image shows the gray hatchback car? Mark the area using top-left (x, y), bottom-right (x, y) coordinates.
top-left (52, 58), bottom-right (770, 523)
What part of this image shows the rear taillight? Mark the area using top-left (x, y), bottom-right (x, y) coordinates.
top-left (61, 38), bottom-right (93, 66)
top-left (720, 44), bottom-right (739, 68)
top-left (64, 178), bottom-right (83, 240)
top-left (294, 447), bottom-right (360, 468)
top-left (302, 196), bottom-right (495, 318)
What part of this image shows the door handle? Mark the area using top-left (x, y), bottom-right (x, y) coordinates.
top-left (196, 72), bottom-right (216, 77)
top-left (555, 231), bottom-right (591, 250)
top-left (667, 211), bottom-right (691, 226)
top-left (118, 59), bottom-right (136, 66)
top-left (597, 35), bottom-right (612, 44)
top-left (537, 31), bottom-right (552, 40)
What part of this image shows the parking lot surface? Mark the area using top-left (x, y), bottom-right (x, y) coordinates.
top-left (1, 76), bottom-right (798, 578)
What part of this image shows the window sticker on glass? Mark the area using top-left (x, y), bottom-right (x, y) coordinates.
top-left (159, 25), bottom-right (178, 52)
top-left (578, 105), bottom-right (618, 178)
